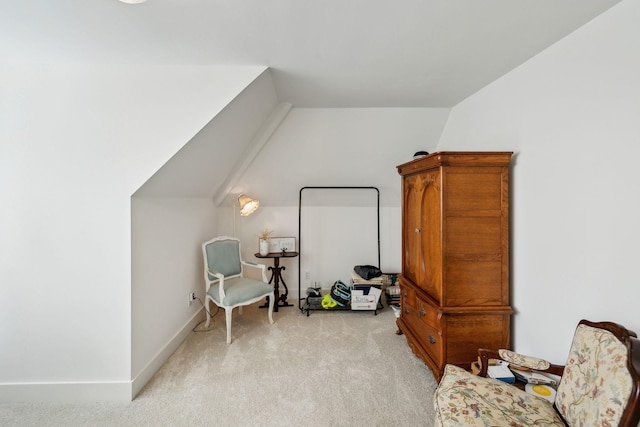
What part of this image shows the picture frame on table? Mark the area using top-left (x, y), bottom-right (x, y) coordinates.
top-left (260, 237), bottom-right (296, 253)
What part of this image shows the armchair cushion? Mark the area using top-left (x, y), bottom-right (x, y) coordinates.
top-left (207, 277), bottom-right (273, 307)
top-left (498, 349), bottom-right (551, 371)
top-left (555, 323), bottom-right (633, 427)
top-left (433, 364), bottom-right (565, 427)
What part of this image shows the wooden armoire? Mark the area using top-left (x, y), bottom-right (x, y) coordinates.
top-left (396, 151), bottom-right (513, 381)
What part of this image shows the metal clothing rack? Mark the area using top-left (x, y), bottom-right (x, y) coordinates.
top-left (297, 186), bottom-right (380, 315)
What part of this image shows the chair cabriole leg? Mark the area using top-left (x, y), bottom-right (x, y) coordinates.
top-left (225, 308), bottom-right (233, 344)
top-left (268, 291), bottom-right (274, 324)
top-left (204, 297), bottom-right (211, 328)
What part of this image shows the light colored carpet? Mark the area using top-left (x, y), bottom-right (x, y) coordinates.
top-left (0, 304), bottom-right (437, 426)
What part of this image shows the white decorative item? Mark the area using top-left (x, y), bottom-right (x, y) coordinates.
top-left (259, 239), bottom-right (269, 256)
top-left (258, 229), bottom-right (274, 255)
top-left (265, 237), bottom-right (296, 253)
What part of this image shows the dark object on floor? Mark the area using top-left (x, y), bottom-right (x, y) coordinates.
top-left (354, 265), bottom-right (382, 280)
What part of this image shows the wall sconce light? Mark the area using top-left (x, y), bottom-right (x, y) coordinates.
top-left (238, 194), bottom-right (260, 216)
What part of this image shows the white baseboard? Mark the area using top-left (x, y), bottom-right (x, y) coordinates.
top-left (0, 381), bottom-right (132, 403)
top-left (0, 309), bottom-right (204, 403)
top-left (131, 308), bottom-right (204, 399)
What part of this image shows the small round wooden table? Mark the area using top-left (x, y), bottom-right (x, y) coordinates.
top-left (254, 251), bottom-right (298, 312)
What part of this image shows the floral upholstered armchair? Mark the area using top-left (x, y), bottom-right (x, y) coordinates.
top-left (433, 319), bottom-right (640, 427)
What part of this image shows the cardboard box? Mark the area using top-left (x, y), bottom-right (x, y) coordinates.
top-left (350, 287), bottom-right (382, 310)
top-left (351, 281), bottom-right (383, 298)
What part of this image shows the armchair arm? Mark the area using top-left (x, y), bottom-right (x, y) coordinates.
top-left (241, 260), bottom-right (268, 283)
top-left (477, 348), bottom-right (565, 378)
top-left (207, 268), bottom-right (227, 300)
top-left (207, 268), bottom-right (223, 281)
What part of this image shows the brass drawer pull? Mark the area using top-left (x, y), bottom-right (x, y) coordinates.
top-left (404, 307), bottom-right (409, 314)
top-left (419, 307), bottom-right (426, 317)
top-left (415, 228), bottom-right (420, 233)
top-left (428, 334), bottom-right (436, 344)
top-left (402, 290), bottom-right (407, 298)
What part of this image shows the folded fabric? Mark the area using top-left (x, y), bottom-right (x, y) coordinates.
top-left (351, 270), bottom-right (383, 283)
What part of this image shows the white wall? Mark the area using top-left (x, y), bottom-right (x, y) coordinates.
top-left (299, 205), bottom-right (380, 288)
top-left (0, 62), bottom-right (266, 401)
top-left (232, 205), bottom-right (400, 303)
top-left (228, 108), bottom-right (450, 300)
top-left (236, 108), bottom-right (451, 208)
top-left (130, 197), bottom-right (216, 395)
top-left (437, 0), bottom-right (640, 363)
top-left (130, 71), bottom-right (280, 396)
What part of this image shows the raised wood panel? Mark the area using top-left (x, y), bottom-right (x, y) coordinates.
top-left (446, 217), bottom-right (502, 255)
top-left (444, 261), bottom-right (504, 305)
top-left (444, 169), bottom-right (503, 212)
top-left (420, 170), bottom-right (442, 301)
top-left (445, 313), bottom-right (511, 367)
top-left (402, 174), bottom-right (424, 289)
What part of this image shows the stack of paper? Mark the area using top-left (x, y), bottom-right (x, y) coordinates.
top-left (487, 361), bottom-right (515, 383)
top-left (511, 369), bottom-right (559, 386)
top-left (351, 270), bottom-right (384, 284)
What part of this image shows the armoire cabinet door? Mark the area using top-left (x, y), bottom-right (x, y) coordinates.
top-left (402, 170), bottom-right (443, 300)
top-left (402, 174), bottom-right (425, 288)
top-left (420, 169), bottom-right (442, 302)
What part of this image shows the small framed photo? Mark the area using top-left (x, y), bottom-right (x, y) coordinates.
top-left (266, 237), bottom-right (296, 253)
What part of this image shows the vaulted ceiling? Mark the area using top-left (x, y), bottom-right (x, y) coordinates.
top-left (2, 0), bottom-right (620, 108)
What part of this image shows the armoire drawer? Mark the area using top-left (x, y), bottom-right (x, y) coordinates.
top-left (403, 301), bottom-right (443, 367)
top-left (401, 284), bottom-right (440, 330)
top-left (401, 285), bottom-right (416, 310)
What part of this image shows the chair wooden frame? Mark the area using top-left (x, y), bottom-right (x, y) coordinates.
top-left (475, 319), bottom-right (640, 426)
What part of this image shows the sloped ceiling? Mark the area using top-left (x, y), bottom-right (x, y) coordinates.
top-left (3, 0), bottom-right (622, 206)
top-left (133, 69), bottom-right (280, 198)
top-left (1, 0), bottom-right (620, 108)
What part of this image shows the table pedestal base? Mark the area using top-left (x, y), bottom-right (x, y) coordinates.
top-left (255, 252), bottom-right (298, 312)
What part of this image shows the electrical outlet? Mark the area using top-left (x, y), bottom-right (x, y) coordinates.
top-left (188, 292), bottom-right (196, 306)
top-left (304, 271), bottom-right (311, 280)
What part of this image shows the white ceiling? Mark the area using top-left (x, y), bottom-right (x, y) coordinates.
top-left (1, 0), bottom-right (620, 107)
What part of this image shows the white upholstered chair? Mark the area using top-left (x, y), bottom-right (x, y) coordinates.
top-left (202, 236), bottom-right (274, 344)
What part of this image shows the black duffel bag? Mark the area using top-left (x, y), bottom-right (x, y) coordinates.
top-left (354, 265), bottom-right (382, 280)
